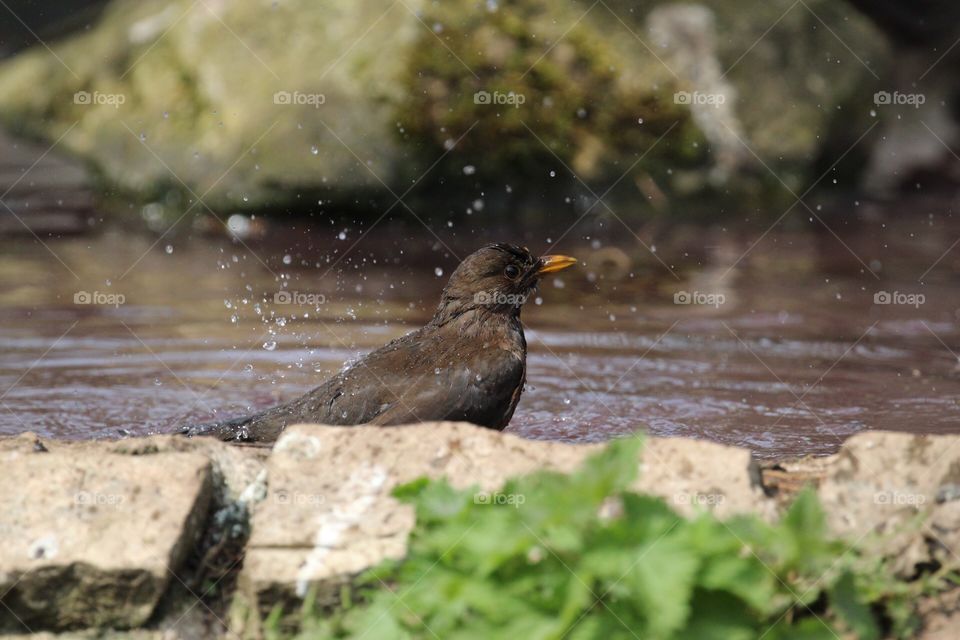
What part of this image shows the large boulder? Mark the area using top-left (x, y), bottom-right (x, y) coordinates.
top-left (0, 0), bottom-right (887, 215)
top-left (0, 436), bottom-right (214, 631)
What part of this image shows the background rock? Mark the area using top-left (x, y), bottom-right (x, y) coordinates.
top-left (0, 129), bottom-right (95, 236)
top-left (0, 0), bottom-right (888, 215)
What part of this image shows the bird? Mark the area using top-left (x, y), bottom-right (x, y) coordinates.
top-left (180, 243), bottom-right (577, 443)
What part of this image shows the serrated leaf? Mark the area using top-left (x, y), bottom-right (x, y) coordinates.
top-left (675, 590), bottom-right (759, 640)
top-left (623, 536), bottom-right (700, 637)
top-left (699, 554), bottom-right (778, 612)
top-left (829, 570), bottom-right (880, 640)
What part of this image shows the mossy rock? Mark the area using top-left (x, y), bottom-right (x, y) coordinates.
top-left (0, 0), bottom-right (888, 219)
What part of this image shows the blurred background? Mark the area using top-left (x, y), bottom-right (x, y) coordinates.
top-left (1, 0), bottom-right (959, 458)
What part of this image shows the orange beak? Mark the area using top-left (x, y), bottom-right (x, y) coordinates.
top-left (536, 254), bottom-right (578, 274)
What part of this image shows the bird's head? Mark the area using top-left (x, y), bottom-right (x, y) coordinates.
top-left (432, 243), bottom-right (576, 324)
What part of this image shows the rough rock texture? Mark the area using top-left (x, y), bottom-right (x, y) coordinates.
top-left (238, 422), bottom-right (770, 616)
top-left (814, 431), bottom-right (960, 578)
top-left (0, 439), bottom-right (213, 631)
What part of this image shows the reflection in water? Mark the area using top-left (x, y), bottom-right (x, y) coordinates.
top-left (1, 210), bottom-right (958, 459)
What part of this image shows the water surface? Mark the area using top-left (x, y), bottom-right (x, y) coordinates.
top-left (1, 206), bottom-right (958, 459)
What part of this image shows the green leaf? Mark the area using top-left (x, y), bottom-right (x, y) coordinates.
top-left (572, 435), bottom-right (643, 496)
top-left (829, 570), bottom-right (880, 640)
top-left (764, 616), bottom-right (841, 640)
top-left (623, 536), bottom-right (699, 637)
top-left (781, 488), bottom-right (834, 572)
top-left (675, 590), bottom-right (759, 640)
top-left (699, 553), bottom-right (778, 612)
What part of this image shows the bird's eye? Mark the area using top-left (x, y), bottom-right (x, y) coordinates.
top-left (504, 264), bottom-right (520, 279)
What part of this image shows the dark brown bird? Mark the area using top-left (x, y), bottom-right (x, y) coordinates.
top-left (181, 243), bottom-right (576, 443)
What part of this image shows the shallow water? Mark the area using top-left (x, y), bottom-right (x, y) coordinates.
top-left (1, 205), bottom-right (958, 459)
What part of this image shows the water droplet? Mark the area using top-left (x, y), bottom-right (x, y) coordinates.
top-left (282, 254), bottom-right (292, 265)
top-left (337, 231), bottom-right (347, 240)
top-left (434, 368), bottom-right (441, 375)
top-left (310, 145), bottom-right (319, 155)
top-left (165, 244), bottom-right (173, 254)
top-left (549, 170), bottom-right (556, 178)
top-left (637, 117), bottom-right (644, 124)
top-left (434, 267), bottom-right (443, 277)
top-left (263, 340), bottom-right (277, 351)
top-left (463, 165), bottom-right (476, 175)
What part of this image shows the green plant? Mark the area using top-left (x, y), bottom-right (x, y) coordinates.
top-left (288, 438), bottom-right (928, 639)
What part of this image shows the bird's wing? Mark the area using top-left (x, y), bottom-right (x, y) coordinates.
top-left (367, 343), bottom-right (525, 428)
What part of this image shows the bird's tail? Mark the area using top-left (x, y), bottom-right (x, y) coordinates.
top-left (179, 413), bottom-right (259, 442)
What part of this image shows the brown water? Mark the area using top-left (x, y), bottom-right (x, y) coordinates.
top-left (1, 204), bottom-right (958, 459)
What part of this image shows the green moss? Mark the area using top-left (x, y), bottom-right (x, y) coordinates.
top-left (395, 0), bottom-right (696, 186)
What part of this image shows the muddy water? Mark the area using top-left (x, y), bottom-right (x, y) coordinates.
top-left (1, 208), bottom-right (958, 459)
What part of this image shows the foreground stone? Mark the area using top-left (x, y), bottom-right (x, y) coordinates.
top-left (2, 425), bottom-right (960, 637)
top-left (238, 422), bottom-right (770, 617)
top-left (0, 436), bottom-right (212, 631)
top-left (813, 432), bottom-right (960, 577)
